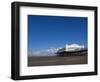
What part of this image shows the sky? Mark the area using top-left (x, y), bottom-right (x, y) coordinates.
top-left (28, 15), bottom-right (87, 52)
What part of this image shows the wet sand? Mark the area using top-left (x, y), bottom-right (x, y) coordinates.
top-left (28, 55), bottom-right (87, 67)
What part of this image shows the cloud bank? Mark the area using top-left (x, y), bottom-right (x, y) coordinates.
top-left (28, 44), bottom-right (85, 56)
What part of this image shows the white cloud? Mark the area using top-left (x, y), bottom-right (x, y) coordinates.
top-left (28, 47), bottom-right (62, 56)
top-left (28, 44), bottom-right (85, 56)
top-left (65, 44), bottom-right (85, 51)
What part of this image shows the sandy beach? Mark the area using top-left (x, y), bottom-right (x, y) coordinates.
top-left (28, 55), bottom-right (87, 67)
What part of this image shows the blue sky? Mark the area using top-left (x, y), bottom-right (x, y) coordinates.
top-left (28, 15), bottom-right (87, 51)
